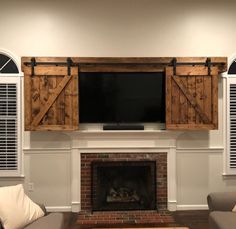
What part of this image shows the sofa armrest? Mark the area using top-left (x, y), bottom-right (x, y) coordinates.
top-left (207, 192), bottom-right (236, 211)
top-left (24, 213), bottom-right (63, 229)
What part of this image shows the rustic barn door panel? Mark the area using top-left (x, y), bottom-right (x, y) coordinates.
top-left (166, 66), bottom-right (218, 130)
top-left (22, 57), bottom-right (226, 131)
top-left (24, 66), bottom-right (78, 131)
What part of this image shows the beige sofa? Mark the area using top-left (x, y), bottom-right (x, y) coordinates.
top-left (207, 192), bottom-right (236, 229)
top-left (0, 210), bottom-right (64, 229)
top-left (24, 213), bottom-right (64, 229)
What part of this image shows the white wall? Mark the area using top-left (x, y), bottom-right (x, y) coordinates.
top-left (1, 0), bottom-right (236, 57)
top-left (1, 0), bottom-right (236, 210)
top-left (176, 150), bottom-right (236, 210)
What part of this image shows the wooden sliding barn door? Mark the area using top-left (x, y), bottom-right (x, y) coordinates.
top-left (24, 66), bottom-right (79, 131)
top-left (165, 66), bottom-right (218, 130)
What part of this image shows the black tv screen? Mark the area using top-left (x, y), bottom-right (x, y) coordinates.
top-left (79, 72), bottom-right (165, 123)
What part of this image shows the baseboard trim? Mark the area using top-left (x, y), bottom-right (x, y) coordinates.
top-left (176, 204), bottom-right (208, 210)
top-left (45, 206), bottom-right (72, 212)
top-left (71, 201), bottom-right (81, 212)
top-left (23, 148), bottom-right (70, 154)
top-left (177, 148), bottom-right (223, 154)
top-left (168, 200), bottom-right (177, 211)
top-left (45, 204), bottom-right (208, 212)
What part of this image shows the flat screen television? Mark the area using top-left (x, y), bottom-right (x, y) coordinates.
top-left (79, 72), bottom-right (165, 124)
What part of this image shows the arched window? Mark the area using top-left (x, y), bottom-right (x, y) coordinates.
top-left (228, 59), bottom-right (236, 74)
top-left (0, 50), bottom-right (22, 177)
top-left (0, 54), bottom-right (19, 74)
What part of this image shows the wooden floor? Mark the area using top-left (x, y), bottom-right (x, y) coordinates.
top-left (173, 210), bottom-right (209, 229)
top-left (63, 210), bottom-right (210, 229)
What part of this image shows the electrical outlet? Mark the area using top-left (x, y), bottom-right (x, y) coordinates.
top-left (28, 183), bottom-right (34, 192)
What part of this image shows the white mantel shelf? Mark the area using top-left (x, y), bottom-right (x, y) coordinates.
top-left (66, 129), bottom-right (184, 140)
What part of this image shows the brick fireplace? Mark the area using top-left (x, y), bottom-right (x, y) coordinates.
top-left (92, 160), bottom-right (156, 211)
top-left (77, 152), bottom-right (174, 225)
top-left (67, 130), bottom-right (179, 225)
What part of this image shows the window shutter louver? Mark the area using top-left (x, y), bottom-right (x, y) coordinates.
top-left (229, 84), bottom-right (236, 168)
top-left (0, 83), bottom-right (18, 170)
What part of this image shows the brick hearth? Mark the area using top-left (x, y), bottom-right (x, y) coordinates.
top-left (77, 210), bottom-right (175, 225)
top-left (77, 152), bottom-right (173, 225)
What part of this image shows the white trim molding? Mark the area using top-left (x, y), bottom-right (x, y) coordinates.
top-left (46, 206), bottom-right (72, 212)
top-left (222, 54), bottom-right (236, 175)
top-left (168, 147), bottom-right (177, 211)
top-left (23, 148), bottom-right (71, 154)
top-left (0, 50), bottom-right (24, 177)
top-left (168, 200), bottom-right (178, 211)
top-left (224, 76), bottom-right (236, 175)
top-left (71, 148), bottom-right (81, 212)
top-left (67, 131), bottom-right (180, 212)
top-left (71, 201), bottom-right (81, 212)
top-left (177, 147), bottom-right (224, 154)
top-left (177, 204), bottom-right (208, 211)
top-left (0, 76), bottom-right (22, 177)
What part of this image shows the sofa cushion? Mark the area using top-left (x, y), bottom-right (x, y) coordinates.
top-left (209, 211), bottom-right (236, 229)
top-left (24, 213), bottom-right (64, 229)
top-left (0, 184), bottom-right (45, 229)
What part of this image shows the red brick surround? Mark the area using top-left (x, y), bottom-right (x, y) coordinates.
top-left (77, 210), bottom-right (174, 225)
top-left (78, 152), bottom-right (174, 225)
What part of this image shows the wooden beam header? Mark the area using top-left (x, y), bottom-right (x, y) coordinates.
top-left (22, 57), bottom-right (227, 73)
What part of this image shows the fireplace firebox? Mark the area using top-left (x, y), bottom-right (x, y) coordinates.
top-left (92, 161), bottom-right (156, 211)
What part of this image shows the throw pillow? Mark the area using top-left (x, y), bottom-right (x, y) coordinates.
top-left (0, 184), bottom-right (45, 229)
top-left (232, 204), bottom-right (236, 212)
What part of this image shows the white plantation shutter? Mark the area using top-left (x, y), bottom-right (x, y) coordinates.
top-left (226, 76), bottom-right (236, 174)
top-left (0, 77), bottom-right (21, 176)
top-left (226, 57), bottom-right (236, 174)
top-left (229, 84), bottom-right (236, 169)
top-left (0, 83), bottom-right (18, 170)
top-left (0, 52), bottom-right (22, 177)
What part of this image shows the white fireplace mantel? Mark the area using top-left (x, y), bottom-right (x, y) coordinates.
top-left (66, 130), bottom-right (183, 212)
